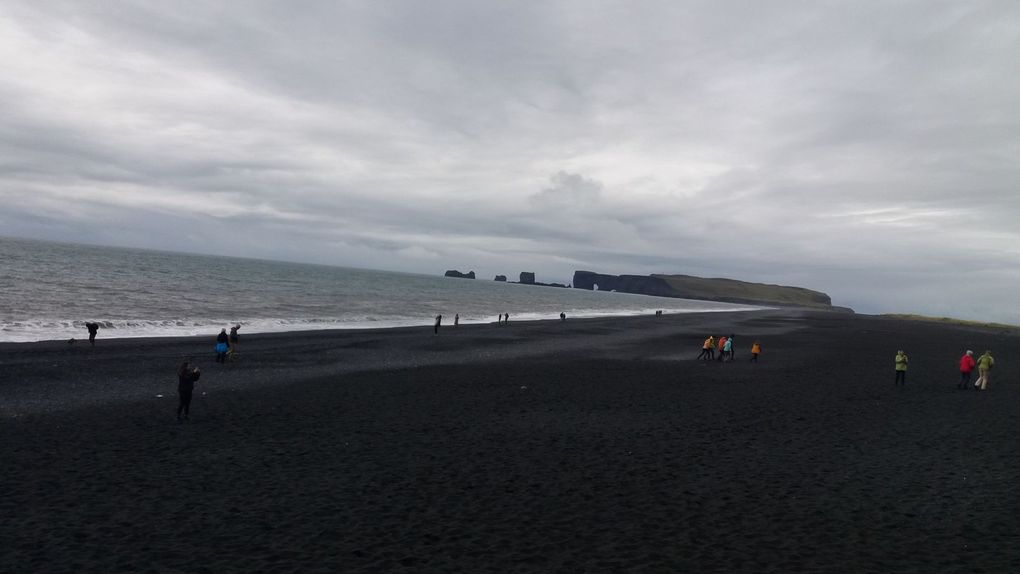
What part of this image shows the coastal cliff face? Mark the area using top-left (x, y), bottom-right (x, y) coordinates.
top-left (572, 272), bottom-right (676, 297)
top-left (573, 270), bottom-right (837, 308)
top-left (444, 270), bottom-right (475, 279)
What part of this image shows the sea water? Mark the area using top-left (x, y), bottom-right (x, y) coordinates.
top-left (0, 237), bottom-right (760, 342)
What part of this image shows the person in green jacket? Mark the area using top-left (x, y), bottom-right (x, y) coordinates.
top-left (975, 350), bottom-right (995, 390)
top-left (894, 350), bottom-right (908, 385)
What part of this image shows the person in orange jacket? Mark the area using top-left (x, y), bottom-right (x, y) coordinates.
top-left (750, 341), bottom-right (762, 363)
top-left (957, 350), bottom-right (976, 389)
top-left (697, 336), bottom-right (714, 360)
top-left (716, 336), bottom-right (728, 362)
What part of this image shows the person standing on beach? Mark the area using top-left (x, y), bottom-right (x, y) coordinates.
top-left (726, 334), bottom-right (736, 360)
top-left (229, 324), bottom-right (241, 350)
top-left (750, 341), bottom-right (762, 363)
top-left (716, 336), bottom-right (727, 362)
top-left (723, 337), bottom-right (734, 362)
top-left (560, 312), bottom-right (566, 321)
top-left (697, 336), bottom-right (713, 360)
top-left (434, 314), bottom-right (442, 334)
top-left (454, 314), bottom-right (459, 327)
top-left (85, 322), bottom-right (99, 346)
top-left (894, 350), bottom-right (909, 385)
top-left (958, 350), bottom-right (976, 389)
top-left (504, 312), bottom-right (510, 325)
top-left (706, 335), bottom-right (715, 360)
top-left (974, 350), bottom-right (995, 390)
top-left (176, 361), bottom-right (201, 421)
top-left (215, 329), bottom-right (229, 363)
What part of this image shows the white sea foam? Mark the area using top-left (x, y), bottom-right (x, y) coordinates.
top-left (0, 305), bottom-right (766, 343)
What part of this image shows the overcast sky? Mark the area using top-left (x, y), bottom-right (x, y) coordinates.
top-left (2, 1), bottom-right (1019, 320)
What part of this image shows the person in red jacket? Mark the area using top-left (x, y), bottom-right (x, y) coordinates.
top-left (958, 350), bottom-right (976, 389)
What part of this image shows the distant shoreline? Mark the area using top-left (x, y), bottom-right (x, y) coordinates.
top-left (0, 305), bottom-right (769, 345)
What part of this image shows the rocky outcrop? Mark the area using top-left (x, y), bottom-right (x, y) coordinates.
top-left (519, 272), bottom-right (536, 285)
top-left (494, 275), bottom-right (507, 282)
top-left (444, 270), bottom-right (475, 279)
top-left (572, 271), bottom-right (676, 297)
top-left (573, 270), bottom-right (837, 308)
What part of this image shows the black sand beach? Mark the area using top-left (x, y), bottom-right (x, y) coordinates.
top-left (2, 310), bottom-right (1020, 572)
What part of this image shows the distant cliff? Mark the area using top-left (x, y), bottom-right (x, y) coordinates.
top-left (573, 271), bottom-right (839, 309)
top-left (444, 270), bottom-right (475, 279)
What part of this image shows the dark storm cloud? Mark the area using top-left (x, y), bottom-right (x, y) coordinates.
top-left (2, 1), bottom-right (1020, 320)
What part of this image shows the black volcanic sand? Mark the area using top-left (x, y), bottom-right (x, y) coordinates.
top-left (2, 310), bottom-right (1020, 572)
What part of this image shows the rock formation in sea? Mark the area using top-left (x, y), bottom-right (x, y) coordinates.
top-left (519, 272), bottom-right (536, 285)
top-left (494, 275), bottom-right (507, 282)
top-left (444, 270), bottom-right (476, 279)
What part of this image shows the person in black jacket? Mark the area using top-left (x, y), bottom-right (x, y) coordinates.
top-left (177, 361), bottom-right (201, 421)
top-left (85, 322), bottom-right (100, 346)
top-left (215, 328), bottom-right (229, 363)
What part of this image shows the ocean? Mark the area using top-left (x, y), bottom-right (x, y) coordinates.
top-left (0, 237), bottom-right (760, 343)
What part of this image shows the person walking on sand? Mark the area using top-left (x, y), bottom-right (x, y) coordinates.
top-left (894, 350), bottom-right (909, 385)
top-left (215, 329), bottom-right (229, 363)
top-left (723, 337), bottom-right (734, 362)
top-left (229, 324), bottom-right (241, 349)
top-left (974, 350), bottom-right (995, 390)
top-left (434, 314), bottom-right (442, 334)
top-left (716, 336), bottom-right (727, 362)
top-left (750, 341), bottom-right (762, 363)
top-left (697, 336), bottom-right (714, 360)
top-left (726, 334), bottom-right (736, 360)
top-left (504, 312), bottom-right (510, 325)
top-left (958, 350), bottom-right (976, 389)
top-left (176, 361), bottom-right (201, 421)
top-left (85, 322), bottom-right (100, 346)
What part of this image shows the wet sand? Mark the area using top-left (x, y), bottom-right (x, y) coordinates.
top-left (2, 310), bottom-right (1019, 572)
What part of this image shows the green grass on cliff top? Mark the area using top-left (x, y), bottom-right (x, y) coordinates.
top-left (653, 274), bottom-right (831, 307)
top-left (881, 314), bottom-right (1017, 330)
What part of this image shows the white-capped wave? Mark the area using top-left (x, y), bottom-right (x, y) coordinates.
top-left (0, 305), bottom-right (765, 343)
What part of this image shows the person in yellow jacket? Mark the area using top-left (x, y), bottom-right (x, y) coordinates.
top-left (974, 350), bottom-right (995, 390)
top-left (697, 336), bottom-right (715, 360)
top-left (894, 350), bottom-right (908, 385)
top-left (750, 341), bottom-right (762, 363)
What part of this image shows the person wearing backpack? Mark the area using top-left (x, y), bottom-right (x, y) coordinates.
top-left (975, 350), bottom-right (995, 390)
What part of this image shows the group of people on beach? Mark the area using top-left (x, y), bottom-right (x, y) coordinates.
top-left (176, 324), bottom-right (241, 421)
top-left (433, 311), bottom-right (576, 333)
top-left (214, 324), bottom-right (241, 362)
top-left (697, 335), bottom-right (762, 363)
top-left (894, 349), bottom-right (996, 390)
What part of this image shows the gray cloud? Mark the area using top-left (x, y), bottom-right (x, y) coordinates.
top-left (2, 1), bottom-right (1020, 320)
